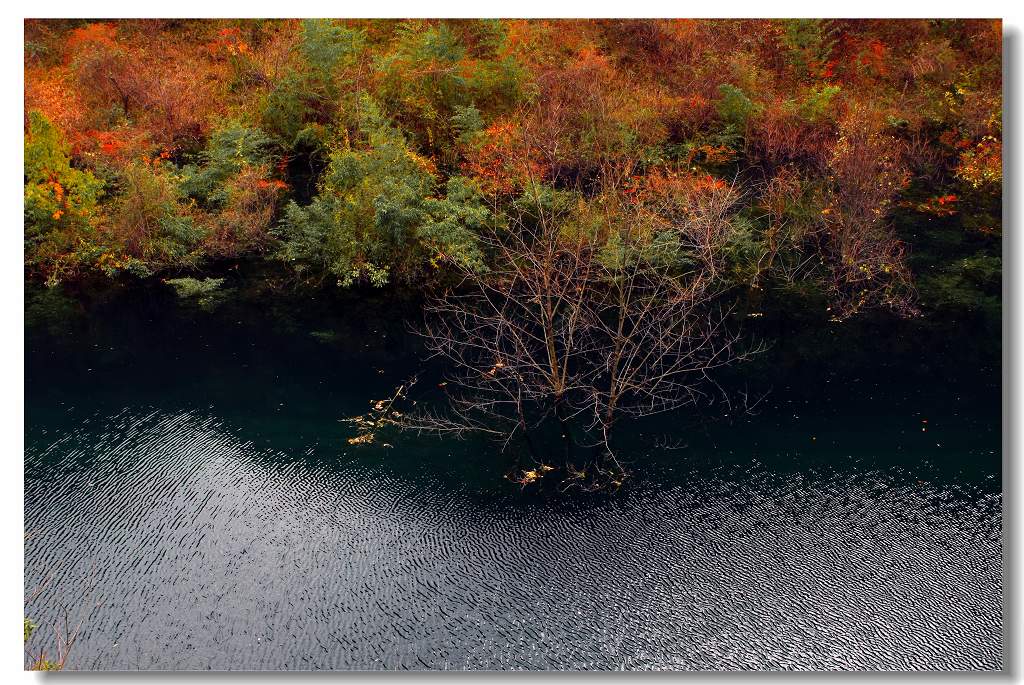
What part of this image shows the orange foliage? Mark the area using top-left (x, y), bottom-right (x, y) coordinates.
top-left (462, 119), bottom-right (547, 195)
top-left (65, 22), bottom-right (119, 54)
top-left (24, 66), bottom-right (86, 144)
top-left (22, 18), bottom-right (1001, 305)
top-left (956, 137), bottom-right (1002, 189)
top-left (915, 194), bottom-right (959, 216)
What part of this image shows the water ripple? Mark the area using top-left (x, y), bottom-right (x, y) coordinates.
top-left (24, 406), bottom-right (1001, 670)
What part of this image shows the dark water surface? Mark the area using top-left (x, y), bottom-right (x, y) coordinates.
top-left (24, 284), bottom-right (1002, 670)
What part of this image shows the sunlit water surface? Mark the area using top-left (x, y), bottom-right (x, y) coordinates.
top-left (25, 287), bottom-right (1001, 670)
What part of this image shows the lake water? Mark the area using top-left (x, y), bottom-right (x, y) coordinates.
top-left (24, 284), bottom-right (1002, 670)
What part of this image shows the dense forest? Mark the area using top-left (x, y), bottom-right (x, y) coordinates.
top-left (24, 19), bottom-right (1002, 482)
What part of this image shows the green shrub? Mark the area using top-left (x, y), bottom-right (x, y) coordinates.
top-left (107, 162), bottom-right (205, 274)
top-left (716, 84), bottom-right (759, 131)
top-left (277, 100), bottom-right (487, 285)
top-left (24, 111), bottom-right (105, 284)
top-left (180, 123), bottom-right (276, 207)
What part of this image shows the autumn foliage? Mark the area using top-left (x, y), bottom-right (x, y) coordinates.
top-left (24, 19), bottom-right (1001, 321)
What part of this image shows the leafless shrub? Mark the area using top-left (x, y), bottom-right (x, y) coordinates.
top-left (816, 109), bottom-right (918, 319)
top-left (365, 157), bottom-right (761, 488)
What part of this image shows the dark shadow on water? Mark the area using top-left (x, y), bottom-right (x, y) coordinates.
top-left (24, 265), bottom-right (1002, 671)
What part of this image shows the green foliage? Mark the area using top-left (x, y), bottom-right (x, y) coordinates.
top-left (375, 20), bottom-right (523, 162)
top-left (720, 214), bottom-right (764, 282)
top-left (166, 276), bottom-right (225, 298)
top-left (451, 104), bottom-right (484, 146)
top-left (261, 71), bottom-right (314, 146)
top-left (374, 21), bottom-right (471, 156)
top-left (23, 616), bottom-right (62, 669)
top-left (262, 21), bottom-right (364, 146)
top-left (716, 84), bottom-right (759, 131)
top-left (277, 99), bottom-right (488, 285)
top-left (511, 183), bottom-right (578, 225)
top-left (107, 162), bottom-right (205, 274)
top-left (419, 176), bottom-right (489, 272)
top-left (25, 40), bottom-right (48, 60)
top-left (24, 618), bottom-right (37, 642)
top-left (780, 19), bottom-right (836, 78)
top-left (300, 19), bottom-right (364, 78)
top-left (24, 111), bottom-right (105, 283)
top-left (799, 84), bottom-right (841, 122)
top-left (277, 102), bottom-right (431, 284)
top-left (165, 276), bottom-right (228, 309)
top-left (598, 227), bottom-right (690, 275)
top-left (180, 123), bottom-right (276, 206)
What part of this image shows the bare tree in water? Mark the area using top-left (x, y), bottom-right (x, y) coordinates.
top-left (372, 157), bottom-right (759, 489)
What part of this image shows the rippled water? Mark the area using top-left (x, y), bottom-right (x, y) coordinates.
top-left (24, 286), bottom-right (1002, 670)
